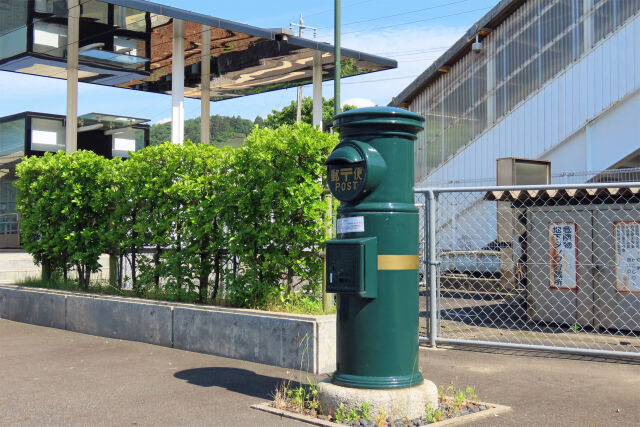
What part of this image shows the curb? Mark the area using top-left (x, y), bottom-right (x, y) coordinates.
top-left (251, 400), bottom-right (512, 426)
top-left (0, 284), bottom-right (336, 373)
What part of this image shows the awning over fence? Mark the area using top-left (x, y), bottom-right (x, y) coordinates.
top-left (484, 186), bottom-right (640, 204)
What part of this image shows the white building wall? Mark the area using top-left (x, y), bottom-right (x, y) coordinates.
top-left (423, 12), bottom-right (640, 251)
top-left (421, 9), bottom-right (640, 187)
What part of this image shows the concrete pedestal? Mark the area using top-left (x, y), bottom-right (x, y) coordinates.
top-left (317, 378), bottom-right (438, 420)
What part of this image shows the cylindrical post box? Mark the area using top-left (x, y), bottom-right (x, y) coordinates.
top-left (325, 106), bottom-right (425, 389)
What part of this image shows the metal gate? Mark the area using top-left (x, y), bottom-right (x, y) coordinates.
top-left (416, 183), bottom-right (640, 358)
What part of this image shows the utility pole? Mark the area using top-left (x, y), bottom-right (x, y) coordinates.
top-left (290, 15), bottom-right (318, 124)
top-left (334, 0), bottom-right (341, 116)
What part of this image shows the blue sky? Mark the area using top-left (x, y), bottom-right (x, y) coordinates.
top-left (0, 0), bottom-right (499, 124)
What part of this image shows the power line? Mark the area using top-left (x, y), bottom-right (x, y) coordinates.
top-left (399, 56), bottom-right (446, 63)
top-left (303, 0), bottom-right (378, 19)
top-left (330, 74), bottom-right (418, 85)
top-left (374, 46), bottom-right (451, 56)
top-left (321, 6), bottom-right (492, 37)
top-left (315, 0), bottom-right (473, 30)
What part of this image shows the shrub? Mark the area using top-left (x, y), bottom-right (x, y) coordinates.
top-left (16, 151), bottom-right (119, 289)
top-left (222, 123), bottom-right (337, 307)
top-left (15, 123), bottom-right (336, 308)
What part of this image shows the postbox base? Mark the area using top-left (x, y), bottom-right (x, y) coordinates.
top-left (331, 372), bottom-right (424, 389)
top-left (318, 378), bottom-right (438, 420)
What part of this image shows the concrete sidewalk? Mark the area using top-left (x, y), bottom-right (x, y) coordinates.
top-left (1, 318), bottom-right (638, 426)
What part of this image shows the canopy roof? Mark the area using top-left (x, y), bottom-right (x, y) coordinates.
top-left (78, 112), bottom-right (149, 130)
top-left (0, 0), bottom-right (396, 101)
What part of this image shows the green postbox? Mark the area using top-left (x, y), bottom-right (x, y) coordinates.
top-left (325, 106), bottom-right (425, 389)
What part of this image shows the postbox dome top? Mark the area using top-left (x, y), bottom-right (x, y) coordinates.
top-left (333, 106), bottom-right (424, 134)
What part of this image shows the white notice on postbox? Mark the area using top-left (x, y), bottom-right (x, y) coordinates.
top-left (337, 216), bottom-right (365, 234)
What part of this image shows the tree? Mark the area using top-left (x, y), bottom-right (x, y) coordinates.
top-left (253, 115), bottom-right (265, 128)
top-left (265, 97), bottom-right (356, 131)
top-left (149, 115), bottom-right (255, 146)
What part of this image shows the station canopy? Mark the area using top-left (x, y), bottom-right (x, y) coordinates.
top-left (0, 0), bottom-right (397, 100)
top-left (77, 112), bottom-right (149, 130)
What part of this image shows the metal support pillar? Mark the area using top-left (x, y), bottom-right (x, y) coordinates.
top-left (322, 191), bottom-right (333, 312)
top-left (586, 124), bottom-right (593, 171)
top-left (172, 19), bottom-right (185, 145)
top-left (201, 26), bottom-right (211, 144)
top-left (296, 15), bottom-right (304, 123)
top-left (66, 0), bottom-right (79, 153)
top-left (427, 190), bottom-right (438, 348)
top-left (312, 51), bottom-right (323, 131)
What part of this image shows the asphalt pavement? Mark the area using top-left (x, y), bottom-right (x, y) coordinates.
top-left (1, 318), bottom-right (639, 426)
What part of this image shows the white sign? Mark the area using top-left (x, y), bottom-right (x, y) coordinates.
top-left (114, 138), bottom-right (136, 152)
top-left (614, 222), bottom-right (640, 293)
top-left (32, 130), bottom-right (58, 146)
top-left (337, 216), bottom-right (365, 234)
top-left (34, 29), bottom-right (59, 48)
top-left (549, 222), bottom-right (578, 290)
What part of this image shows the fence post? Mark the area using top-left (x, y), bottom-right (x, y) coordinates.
top-left (427, 189), bottom-right (438, 348)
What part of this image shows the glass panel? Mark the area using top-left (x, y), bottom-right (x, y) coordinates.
top-left (115, 6), bottom-right (147, 32)
top-left (0, 26), bottom-right (26, 60)
top-left (78, 113), bottom-right (148, 130)
top-left (617, 0), bottom-right (640, 24)
top-left (0, 0), bottom-right (27, 60)
top-left (79, 49), bottom-right (148, 69)
top-left (135, 129), bottom-right (145, 151)
top-left (0, 118), bottom-right (25, 157)
top-left (594, 0), bottom-right (615, 44)
top-left (114, 36), bottom-right (146, 57)
top-left (0, 179), bottom-right (18, 218)
top-left (80, 0), bottom-right (109, 24)
top-left (0, 117), bottom-right (23, 218)
top-left (31, 117), bottom-right (65, 152)
top-left (34, 0), bottom-right (68, 17)
top-left (33, 21), bottom-right (68, 58)
top-left (111, 127), bottom-right (145, 157)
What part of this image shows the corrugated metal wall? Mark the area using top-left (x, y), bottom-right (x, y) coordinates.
top-left (410, 0), bottom-right (640, 185)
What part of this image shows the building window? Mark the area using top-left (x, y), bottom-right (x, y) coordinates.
top-left (0, 118), bottom-right (25, 158)
top-left (0, 0), bottom-right (27, 60)
top-left (33, 21), bottom-right (68, 58)
top-left (31, 118), bottom-right (65, 152)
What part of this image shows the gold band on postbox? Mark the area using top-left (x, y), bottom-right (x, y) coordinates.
top-left (377, 255), bottom-right (419, 270)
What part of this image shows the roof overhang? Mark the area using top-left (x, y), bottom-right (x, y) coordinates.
top-left (0, 0), bottom-right (397, 101)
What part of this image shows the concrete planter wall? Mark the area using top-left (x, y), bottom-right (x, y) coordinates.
top-left (0, 285), bottom-right (336, 374)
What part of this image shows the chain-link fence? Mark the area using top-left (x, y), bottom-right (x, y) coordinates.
top-left (416, 183), bottom-right (640, 358)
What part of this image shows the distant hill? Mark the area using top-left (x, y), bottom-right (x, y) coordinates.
top-left (150, 115), bottom-right (261, 147)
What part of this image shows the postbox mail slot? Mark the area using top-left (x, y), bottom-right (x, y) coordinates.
top-left (326, 237), bottom-right (377, 298)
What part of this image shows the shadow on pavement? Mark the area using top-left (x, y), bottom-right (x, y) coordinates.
top-left (173, 367), bottom-right (299, 400)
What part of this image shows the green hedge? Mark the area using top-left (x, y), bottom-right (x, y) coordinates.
top-left (15, 124), bottom-right (337, 307)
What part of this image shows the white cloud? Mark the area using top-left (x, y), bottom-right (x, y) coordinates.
top-left (343, 98), bottom-right (375, 108)
top-left (318, 25), bottom-right (466, 106)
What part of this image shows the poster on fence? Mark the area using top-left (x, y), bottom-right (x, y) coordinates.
top-left (614, 221), bottom-right (640, 294)
top-left (549, 222), bottom-right (578, 290)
